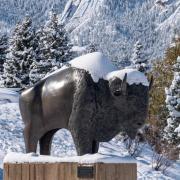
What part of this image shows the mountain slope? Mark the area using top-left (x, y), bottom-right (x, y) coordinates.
top-left (0, 0), bottom-right (179, 66)
top-left (61, 0), bottom-right (180, 66)
top-left (0, 0), bottom-right (67, 33)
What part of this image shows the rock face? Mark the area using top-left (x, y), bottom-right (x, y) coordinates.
top-left (19, 67), bottom-right (150, 156)
top-left (61, 0), bottom-right (180, 66)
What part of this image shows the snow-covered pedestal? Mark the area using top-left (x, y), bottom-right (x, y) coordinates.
top-left (3, 153), bottom-right (137, 180)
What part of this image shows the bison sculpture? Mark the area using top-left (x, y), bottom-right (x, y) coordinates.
top-left (19, 67), bottom-right (152, 156)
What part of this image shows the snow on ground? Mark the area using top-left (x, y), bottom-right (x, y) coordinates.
top-left (0, 89), bottom-right (180, 179)
top-left (4, 152), bottom-right (136, 164)
top-left (0, 88), bottom-right (19, 103)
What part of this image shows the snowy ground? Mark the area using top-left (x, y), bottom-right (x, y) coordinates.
top-left (0, 89), bottom-right (180, 179)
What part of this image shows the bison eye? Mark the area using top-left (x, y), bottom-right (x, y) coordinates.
top-left (137, 122), bottom-right (142, 126)
top-left (114, 90), bottom-right (122, 96)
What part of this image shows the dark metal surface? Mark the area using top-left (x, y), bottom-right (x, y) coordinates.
top-left (19, 67), bottom-right (150, 156)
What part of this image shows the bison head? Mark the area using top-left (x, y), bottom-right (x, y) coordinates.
top-left (108, 73), bottom-right (153, 139)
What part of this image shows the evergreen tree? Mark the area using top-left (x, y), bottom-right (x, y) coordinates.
top-left (131, 41), bottom-right (149, 73)
top-left (148, 37), bottom-right (180, 132)
top-left (30, 12), bottom-right (73, 84)
top-left (29, 27), bottom-right (51, 85)
top-left (29, 60), bottom-right (49, 84)
top-left (164, 56), bottom-right (180, 147)
top-left (86, 43), bottom-right (98, 53)
top-left (0, 35), bottom-right (8, 75)
top-left (3, 17), bottom-right (36, 87)
top-left (45, 12), bottom-right (73, 69)
top-left (175, 124), bottom-right (180, 143)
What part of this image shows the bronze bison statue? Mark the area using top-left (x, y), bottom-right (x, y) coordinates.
top-left (19, 67), bottom-right (152, 156)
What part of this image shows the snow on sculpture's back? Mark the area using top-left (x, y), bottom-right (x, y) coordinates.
top-left (66, 52), bottom-right (117, 82)
top-left (106, 68), bottom-right (149, 86)
top-left (49, 52), bottom-right (149, 86)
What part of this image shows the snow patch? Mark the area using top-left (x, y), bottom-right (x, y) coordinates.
top-left (175, 125), bottom-right (180, 137)
top-left (67, 52), bottom-right (117, 82)
top-left (3, 152), bottom-right (136, 164)
top-left (71, 45), bottom-right (87, 53)
top-left (0, 88), bottom-right (19, 103)
top-left (106, 68), bottom-right (149, 86)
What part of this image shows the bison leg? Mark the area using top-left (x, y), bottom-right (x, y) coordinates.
top-left (73, 137), bottom-right (93, 155)
top-left (68, 71), bottom-right (97, 155)
top-left (39, 129), bottom-right (58, 155)
top-left (77, 139), bottom-right (99, 155)
top-left (92, 140), bottom-right (99, 154)
top-left (71, 131), bottom-right (98, 155)
top-left (23, 127), bottom-right (38, 153)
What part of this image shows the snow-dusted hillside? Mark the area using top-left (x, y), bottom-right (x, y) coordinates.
top-left (61, 0), bottom-right (180, 66)
top-left (0, 0), bottom-right (67, 33)
top-left (0, 0), bottom-right (179, 66)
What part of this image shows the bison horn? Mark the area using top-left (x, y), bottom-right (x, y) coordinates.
top-left (149, 76), bottom-right (153, 91)
top-left (121, 73), bottom-right (127, 95)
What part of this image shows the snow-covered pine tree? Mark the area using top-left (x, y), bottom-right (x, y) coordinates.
top-left (45, 12), bottom-right (73, 69)
top-left (29, 12), bottom-right (73, 85)
top-left (3, 16), bottom-right (36, 87)
top-left (3, 23), bottom-right (21, 87)
top-left (175, 124), bottom-right (180, 143)
top-left (164, 56), bottom-right (180, 148)
top-left (131, 41), bottom-right (149, 73)
top-left (86, 43), bottom-right (98, 53)
top-left (0, 35), bottom-right (8, 75)
top-left (29, 27), bottom-right (50, 85)
top-left (29, 60), bottom-right (49, 85)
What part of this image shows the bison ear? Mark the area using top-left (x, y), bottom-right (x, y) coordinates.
top-left (121, 73), bottom-right (127, 95)
top-left (149, 76), bottom-right (153, 91)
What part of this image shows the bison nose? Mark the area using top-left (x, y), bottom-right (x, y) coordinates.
top-left (129, 133), bottom-right (136, 139)
top-left (127, 130), bottom-right (137, 139)
top-left (114, 90), bottom-right (121, 96)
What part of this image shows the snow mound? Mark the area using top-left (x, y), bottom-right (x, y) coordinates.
top-left (4, 152), bottom-right (136, 164)
top-left (106, 68), bottom-right (149, 86)
top-left (48, 52), bottom-right (117, 82)
top-left (49, 52), bottom-right (149, 86)
top-left (68, 52), bottom-right (117, 82)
